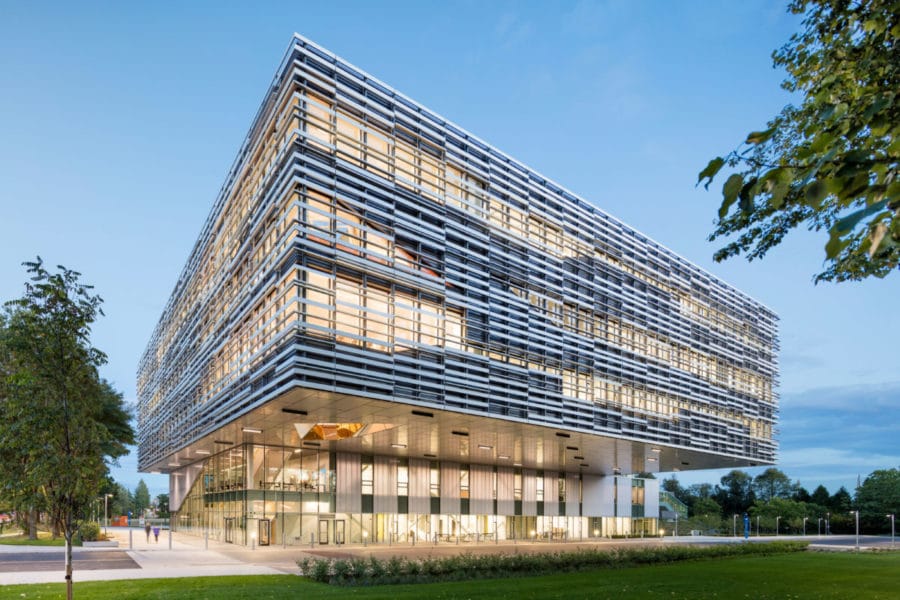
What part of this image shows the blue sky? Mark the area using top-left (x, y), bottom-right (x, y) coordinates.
top-left (1, 1), bottom-right (897, 499)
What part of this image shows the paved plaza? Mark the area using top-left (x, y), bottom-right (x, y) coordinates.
top-left (0, 527), bottom-right (894, 586)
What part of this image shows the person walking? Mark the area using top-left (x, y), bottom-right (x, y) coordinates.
top-left (152, 526), bottom-right (160, 543)
top-left (145, 522), bottom-right (152, 542)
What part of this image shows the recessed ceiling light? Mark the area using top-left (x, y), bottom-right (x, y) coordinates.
top-left (242, 427), bottom-right (262, 434)
top-left (647, 457), bottom-right (658, 462)
top-left (195, 450), bottom-right (211, 455)
top-left (293, 449), bottom-right (302, 453)
top-left (391, 443), bottom-right (407, 449)
top-left (513, 463), bottom-right (522, 467)
top-left (167, 463), bottom-right (181, 467)
top-left (498, 455), bottom-right (510, 460)
top-left (651, 447), bottom-right (661, 453)
top-left (478, 444), bottom-right (493, 450)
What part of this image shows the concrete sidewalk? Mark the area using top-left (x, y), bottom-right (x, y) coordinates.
top-left (0, 527), bottom-right (286, 585)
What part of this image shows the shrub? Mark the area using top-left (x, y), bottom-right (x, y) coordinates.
top-left (78, 521), bottom-right (101, 542)
top-left (297, 541), bottom-right (809, 587)
top-left (310, 558), bottom-right (331, 583)
top-left (296, 556), bottom-right (314, 575)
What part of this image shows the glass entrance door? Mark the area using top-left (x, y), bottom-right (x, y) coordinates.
top-left (258, 519), bottom-right (271, 546)
top-left (224, 517), bottom-right (235, 543)
top-left (335, 519), bottom-right (345, 545)
top-left (318, 519), bottom-right (329, 545)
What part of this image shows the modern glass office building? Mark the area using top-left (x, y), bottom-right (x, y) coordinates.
top-left (137, 34), bottom-right (778, 547)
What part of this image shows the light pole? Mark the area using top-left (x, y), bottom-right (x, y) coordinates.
top-left (803, 517), bottom-right (808, 536)
top-left (826, 512), bottom-right (830, 536)
top-left (776, 516), bottom-right (781, 536)
top-left (674, 512), bottom-right (678, 538)
top-left (851, 510), bottom-right (859, 552)
top-left (103, 493), bottom-right (113, 535)
top-left (887, 514), bottom-right (895, 548)
top-left (733, 514), bottom-right (738, 538)
top-left (817, 517), bottom-right (822, 537)
top-left (756, 515), bottom-right (760, 537)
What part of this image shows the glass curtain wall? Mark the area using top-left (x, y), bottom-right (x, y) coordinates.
top-left (175, 445), bottom-right (656, 546)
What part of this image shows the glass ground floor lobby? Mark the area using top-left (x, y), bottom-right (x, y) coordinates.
top-left (171, 443), bottom-right (659, 546)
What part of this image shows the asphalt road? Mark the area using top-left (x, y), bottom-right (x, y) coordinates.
top-left (0, 550), bottom-right (138, 572)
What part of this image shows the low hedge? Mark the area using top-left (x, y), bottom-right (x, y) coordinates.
top-left (297, 540), bottom-right (808, 586)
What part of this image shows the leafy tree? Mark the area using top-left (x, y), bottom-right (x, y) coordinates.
top-left (133, 480), bottom-right (151, 516)
top-left (752, 468), bottom-right (795, 502)
top-left (810, 484), bottom-right (831, 507)
top-left (750, 497), bottom-right (810, 533)
top-left (687, 482), bottom-right (715, 500)
top-left (698, 0), bottom-right (900, 282)
top-left (715, 470), bottom-right (755, 516)
top-left (110, 483), bottom-right (133, 520)
top-left (830, 486), bottom-right (853, 513)
top-left (156, 494), bottom-right (170, 518)
top-left (661, 476), bottom-right (689, 503)
top-left (691, 497), bottom-right (723, 519)
top-left (0, 259), bottom-right (134, 600)
top-left (854, 468), bottom-right (900, 531)
top-left (793, 485), bottom-right (812, 504)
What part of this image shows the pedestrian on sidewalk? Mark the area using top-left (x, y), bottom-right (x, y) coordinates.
top-left (152, 526), bottom-right (160, 543)
top-left (145, 522), bottom-right (152, 542)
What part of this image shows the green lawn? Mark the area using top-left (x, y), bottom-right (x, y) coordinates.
top-left (0, 533), bottom-right (69, 546)
top-left (3, 552), bottom-right (898, 599)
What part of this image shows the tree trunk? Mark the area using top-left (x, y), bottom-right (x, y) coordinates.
top-left (65, 530), bottom-right (73, 600)
top-left (28, 507), bottom-right (37, 540)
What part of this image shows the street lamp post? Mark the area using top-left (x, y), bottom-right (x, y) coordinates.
top-left (826, 512), bottom-right (830, 536)
top-left (803, 517), bottom-right (808, 536)
top-left (776, 516), bottom-right (781, 536)
top-left (851, 510), bottom-right (859, 552)
top-left (103, 493), bottom-right (113, 535)
top-left (674, 512), bottom-right (678, 537)
top-left (887, 514), bottom-right (895, 549)
top-left (733, 514), bottom-right (738, 538)
top-left (756, 515), bottom-right (760, 537)
top-left (817, 517), bottom-right (822, 537)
